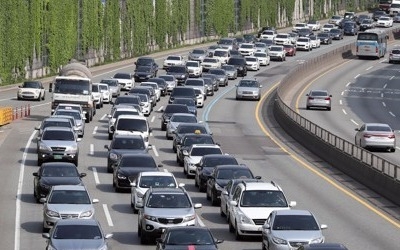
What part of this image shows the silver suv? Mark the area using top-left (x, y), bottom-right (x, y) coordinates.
top-left (228, 181), bottom-right (296, 240)
top-left (235, 78), bottom-right (262, 101)
top-left (137, 187), bottom-right (202, 244)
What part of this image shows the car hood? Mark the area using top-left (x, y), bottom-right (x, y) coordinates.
top-left (114, 131), bottom-right (147, 137)
top-left (40, 177), bottom-right (82, 186)
top-left (187, 156), bottom-right (202, 164)
top-left (115, 78), bottom-right (132, 84)
top-left (162, 244), bottom-right (218, 250)
top-left (237, 87), bottom-right (258, 92)
top-left (240, 207), bottom-right (289, 219)
top-left (19, 87), bottom-right (41, 92)
top-left (41, 140), bottom-right (77, 147)
top-left (215, 179), bottom-right (230, 187)
top-left (46, 203), bottom-right (94, 214)
top-left (270, 230), bottom-right (323, 243)
top-left (52, 239), bottom-right (105, 250)
top-left (110, 149), bottom-right (148, 155)
top-left (200, 167), bottom-right (214, 176)
top-left (145, 207), bottom-right (194, 216)
top-left (135, 71), bottom-right (152, 76)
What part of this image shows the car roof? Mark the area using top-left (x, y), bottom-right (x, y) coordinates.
top-left (171, 113), bottom-right (197, 118)
top-left (239, 181), bottom-right (281, 191)
top-left (112, 106), bottom-right (140, 112)
top-left (41, 162), bottom-right (77, 168)
top-left (116, 114), bottom-right (147, 120)
top-left (149, 187), bottom-right (186, 194)
top-left (55, 218), bottom-right (99, 226)
top-left (51, 185), bottom-right (87, 191)
top-left (112, 134), bottom-right (144, 140)
top-left (43, 117), bottom-right (72, 122)
top-left (43, 126), bottom-right (75, 132)
top-left (302, 243), bottom-right (348, 249)
top-left (274, 209), bottom-right (312, 216)
top-left (202, 154), bottom-right (236, 159)
top-left (191, 144), bottom-right (220, 148)
top-left (215, 164), bottom-right (248, 170)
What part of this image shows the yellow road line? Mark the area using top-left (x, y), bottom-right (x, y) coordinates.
top-left (255, 82), bottom-right (400, 229)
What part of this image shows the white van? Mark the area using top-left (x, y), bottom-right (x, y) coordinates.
top-left (111, 115), bottom-right (151, 147)
top-left (390, 1), bottom-right (400, 16)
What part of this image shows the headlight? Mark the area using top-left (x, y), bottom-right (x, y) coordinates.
top-left (238, 211), bottom-right (253, 224)
top-left (109, 153), bottom-right (118, 160)
top-left (181, 74), bottom-right (185, 78)
top-left (80, 210), bottom-right (94, 218)
top-left (310, 237), bottom-right (324, 244)
top-left (45, 209), bottom-right (60, 218)
top-left (214, 183), bottom-right (224, 192)
top-left (65, 145), bottom-right (78, 153)
top-left (182, 214), bottom-right (196, 222)
top-left (40, 183), bottom-right (51, 190)
top-left (272, 236), bottom-right (287, 245)
top-left (39, 143), bottom-right (52, 151)
top-left (47, 245), bottom-right (57, 250)
top-left (144, 214), bottom-right (157, 222)
top-left (137, 191), bottom-right (144, 198)
top-left (117, 173), bottom-right (127, 179)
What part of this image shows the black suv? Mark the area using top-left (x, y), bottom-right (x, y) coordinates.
top-left (135, 57), bottom-right (158, 75)
top-left (168, 86), bottom-right (196, 104)
top-left (227, 56), bottom-right (247, 77)
top-left (160, 104), bottom-right (190, 131)
top-left (166, 65), bottom-right (189, 84)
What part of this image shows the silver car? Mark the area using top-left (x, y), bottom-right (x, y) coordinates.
top-left (158, 74), bottom-right (177, 93)
top-left (389, 49), bottom-right (400, 64)
top-left (221, 64), bottom-right (238, 80)
top-left (53, 109), bottom-right (86, 137)
top-left (42, 185), bottom-right (99, 231)
top-left (100, 78), bottom-right (121, 97)
top-left (235, 78), bottom-right (262, 101)
top-left (43, 219), bottom-right (112, 250)
top-left (262, 209), bottom-right (327, 250)
top-left (305, 90), bottom-right (332, 111)
top-left (355, 123), bottom-right (396, 152)
top-left (166, 113), bottom-right (198, 140)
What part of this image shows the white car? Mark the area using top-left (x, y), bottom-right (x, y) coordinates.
top-left (112, 72), bottom-right (134, 91)
top-left (238, 43), bottom-right (256, 56)
top-left (228, 181), bottom-right (296, 240)
top-left (201, 58), bottom-right (221, 72)
top-left (296, 37), bottom-right (312, 51)
top-left (17, 81), bottom-right (45, 101)
top-left (186, 60), bottom-right (203, 77)
top-left (355, 123), bottom-right (396, 152)
top-left (194, 88), bottom-right (205, 108)
top-left (107, 106), bottom-right (143, 138)
top-left (245, 56), bottom-right (260, 71)
top-left (259, 30), bottom-right (277, 40)
top-left (140, 82), bottom-right (161, 102)
top-left (98, 83), bottom-right (112, 103)
top-left (269, 45), bottom-right (286, 61)
top-left (130, 171), bottom-right (183, 213)
top-left (309, 36), bottom-right (321, 48)
top-left (213, 49), bottom-right (230, 64)
top-left (183, 144), bottom-right (223, 177)
top-left (163, 55), bottom-right (185, 70)
top-left (166, 113), bottom-right (198, 139)
top-left (129, 93), bottom-right (151, 116)
top-left (92, 83), bottom-right (104, 108)
top-left (254, 52), bottom-right (270, 66)
top-left (292, 23), bottom-right (307, 32)
top-left (329, 15), bottom-right (343, 25)
top-left (158, 74), bottom-right (177, 93)
top-left (376, 16), bottom-right (393, 27)
top-left (307, 20), bottom-right (321, 31)
top-left (254, 42), bottom-right (268, 53)
top-left (322, 23), bottom-right (335, 32)
top-left (274, 33), bottom-right (291, 45)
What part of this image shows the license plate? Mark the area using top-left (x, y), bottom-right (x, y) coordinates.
top-left (53, 155), bottom-right (63, 160)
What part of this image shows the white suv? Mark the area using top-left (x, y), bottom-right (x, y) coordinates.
top-left (228, 181), bottom-right (296, 240)
top-left (183, 144), bottom-right (223, 177)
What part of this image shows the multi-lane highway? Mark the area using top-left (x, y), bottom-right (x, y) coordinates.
top-left (0, 23), bottom-right (399, 250)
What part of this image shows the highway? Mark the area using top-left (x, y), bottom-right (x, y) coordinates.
top-left (0, 24), bottom-right (399, 250)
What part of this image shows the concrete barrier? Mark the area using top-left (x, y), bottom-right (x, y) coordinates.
top-left (273, 32), bottom-right (400, 206)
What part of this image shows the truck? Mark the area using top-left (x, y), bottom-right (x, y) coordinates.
top-left (379, 0), bottom-right (392, 13)
top-left (49, 61), bottom-right (95, 123)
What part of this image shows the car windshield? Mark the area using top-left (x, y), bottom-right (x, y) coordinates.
top-left (255, 53), bottom-right (267, 58)
top-left (113, 73), bottom-right (130, 79)
top-left (362, 19), bottom-right (373, 24)
top-left (101, 79), bottom-right (118, 86)
top-left (240, 44), bottom-right (254, 49)
top-left (159, 75), bottom-right (174, 81)
top-left (49, 190), bottom-right (91, 204)
top-left (166, 56), bottom-right (181, 61)
top-left (168, 66), bottom-right (186, 73)
top-left (42, 166), bottom-right (78, 177)
top-left (276, 34), bottom-right (288, 38)
top-left (366, 125), bottom-right (391, 132)
top-left (379, 17), bottom-right (390, 20)
top-left (273, 215), bottom-right (319, 230)
top-left (190, 147), bottom-right (221, 156)
top-left (241, 190), bottom-right (288, 207)
top-left (192, 49), bottom-right (205, 54)
top-left (114, 96), bottom-right (140, 105)
top-left (173, 99), bottom-right (195, 106)
top-left (317, 33), bottom-right (329, 38)
top-left (136, 58), bottom-right (154, 66)
top-left (54, 110), bottom-right (81, 120)
top-left (171, 115), bottom-right (197, 123)
top-left (308, 20), bottom-right (317, 24)
top-left (53, 225), bottom-right (102, 239)
top-left (297, 38), bottom-right (309, 42)
top-left (120, 156), bottom-right (155, 168)
top-left (136, 66), bottom-right (151, 72)
top-left (203, 158), bottom-right (238, 168)
top-left (112, 138), bottom-right (145, 149)
top-left (203, 58), bottom-right (218, 63)
top-left (214, 50), bottom-right (228, 57)
top-left (116, 119), bottom-right (147, 132)
top-left (324, 24), bottom-right (334, 28)
top-left (177, 125), bottom-right (207, 134)
top-left (186, 61), bottom-right (199, 67)
top-left (183, 136), bottom-right (214, 146)
top-left (310, 91), bottom-right (328, 96)
top-left (219, 39), bottom-right (233, 45)
top-left (43, 120), bottom-right (72, 129)
top-left (209, 69), bottom-right (225, 75)
top-left (239, 80), bottom-right (258, 87)
top-left (270, 46), bottom-right (282, 52)
top-left (42, 131), bottom-right (75, 141)
top-left (23, 81), bottom-right (40, 88)
top-left (216, 169), bottom-right (252, 179)
top-left (166, 230), bottom-right (213, 245)
top-left (147, 193), bottom-right (191, 208)
top-left (139, 176), bottom-right (176, 188)
top-left (185, 80), bottom-right (204, 86)
top-left (246, 57), bottom-right (257, 62)
top-left (99, 85), bottom-right (108, 91)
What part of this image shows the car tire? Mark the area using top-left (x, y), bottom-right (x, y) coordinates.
top-left (229, 217), bottom-right (235, 232)
top-left (107, 165), bottom-right (113, 173)
top-left (262, 242), bottom-right (267, 250)
top-left (220, 205), bottom-right (225, 217)
top-left (137, 224), bottom-right (141, 237)
top-left (306, 106), bottom-right (310, 110)
top-left (140, 229), bottom-right (148, 245)
top-left (391, 147), bottom-right (396, 152)
top-left (211, 191), bottom-right (219, 206)
top-left (235, 222), bottom-right (243, 240)
top-left (37, 94), bottom-right (41, 101)
top-left (73, 159), bottom-right (78, 167)
top-left (161, 123), bottom-right (166, 131)
top-left (389, 60), bottom-right (393, 64)
top-left (327, 107), bottom-right (331, 111)
top-left (206, 189), bottom-right (211, 200)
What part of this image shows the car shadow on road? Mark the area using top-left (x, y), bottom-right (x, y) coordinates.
top-left (96, 183), bottom-right (116, 193)
top-left (110, 203), bottom-right (134, 215)
top-left (110, 231), bottom-right (139, 245)
top-left (21, 221), bottom-right (43, 234)
top-left (20, 193), bottom-right (38, 205)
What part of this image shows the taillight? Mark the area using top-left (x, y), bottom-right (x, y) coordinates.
top-left (308, 97), bottom-right (314, 100)
top-left (388, 134), bottom-right (395, 139)
top-left (364, 134), bottom-right (372, 138)
top-left (376, 47), bottom-right (378, 53)
top-left (325, 97), bottom-right (331, 100)
top-left (356, 46), bottom-right (358, 53)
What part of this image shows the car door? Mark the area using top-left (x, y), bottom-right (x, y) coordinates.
top-left (229, 186), bottom-right (243, 225)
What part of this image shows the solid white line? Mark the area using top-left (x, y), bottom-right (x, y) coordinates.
top-left (383, 84), bottom-right (387, 89)
top-left (157, 106), bottom-right (164, 112)
top-left (15, 131), bottom-right (37, 250)
top-left (365, 66), bottom-right (373, 71)
top-left (93, 126), bottom-right (98, 135)
top-left (381, 93), bottom-right (384, 98)
top-left (354, 74), bottom-right (360, 79)
top-left (345, 82), bottom-right (351, 87)
top-left (389, 112), bottom-right (396, 117)
top-left (350, 119), bottom-right (359, 126)
top-left (382, 102), bottom-right (386, 107)
top-left (92, 167), bottom-right (100, 184)
top-left (341, 91), bottom-right (344, 96)
top-left (389, 76), bottom-right (395, 80)
top-left (197, 215), bottom-right (205, 227)
top-left (90, 144), bottom-right (94, 155)
top-left (151, 116), bottom-right (155, 123)
top-left (152, 145), bottom-right (159, 157)
top-left (339, 100), bottom-right (343, 105)
top-left (102, 204), bottom-right (114, 227)
top-left (342, 109), bottom-right (347, 115)
top-left (101, 114), bottom-right (107, 120)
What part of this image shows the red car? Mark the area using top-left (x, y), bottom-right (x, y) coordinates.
top-left (283, 44), bottom-right (296, 56)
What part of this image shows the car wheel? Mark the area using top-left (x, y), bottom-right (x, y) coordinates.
top-left (37, 94), bottom-right (41, 101)
top-left (37, 157), bottom-right (43, 166)
top-left (211, 191), bottom-right (219, 206)
top-left (137, 223), bottom-right (141, 237)
top-left (73, 158), bottom-right (78, 167)
top-left (161, 123), bottom-right (166, 131)
top-left (183, 166), bottom-right (187, 175)
top-left (391, 147), bottom-right (396, 152)
top-left (107, 165), bottom-right (113, 173)
top-left (228, 217), bottom-right (235, 232)
top-left (206, 189), bottom-right (211, 200)
top-left (140, 229), bottom-right (148, 244)
top-left (262, 242), bottom-right (268, 250)
top-left (220, 205), bottom-right (225, 217)
top-left (306, 106), bottom-right (310, 110)
top-left (235, 222), bottom-right (243, 240)
top-left (327, 107), bottom-right (331, 111)
top-left (389, 60), bottom-right (393, 64)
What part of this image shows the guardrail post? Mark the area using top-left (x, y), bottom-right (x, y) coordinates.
top-left (28, 104), bottom-right (31, 116)
top-left (20, 106), bottom-right (23, 118)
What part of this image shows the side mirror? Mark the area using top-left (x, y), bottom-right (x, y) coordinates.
top-left (33, 172), bottom-right (39, 177)
top-left (320, 224), bottom-right (328, 230)
top-left (156, 238), bottom-right (163, 244)
top-left (40, 197), bottom-right (47, 203)
top-left (289, 201), bottom-right (297, 207)
top-left (229, 200), bottom-right (238, 206)
top-left (104, 145), bottom-right (110, 150)
top-left (178, 183), bottom-right (185, 187)
top-left (194, 203), bottom-right (202, 209)
top-left (92, 199), bottom-right (99, 204)
top-left (158, 164), bottom-right (163, 168)
top-left (80, 173), bottom-right (87, 178)
top-left (262, 223), bottom-right (271, 230)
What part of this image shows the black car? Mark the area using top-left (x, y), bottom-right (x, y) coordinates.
top-left (297, 28), bottom-right (313, 37)
top-left (259, 38), bottom-right (275, 49)
top-left (243, 34), bottom-right (257, 43)
top-left (343, 21), bottom-right (358, 36)
top-left (329, 28), bottom-right (344, 40)
top-left (338, 18), bottom-right (353, 29)
top-left (359, 19), bottom-right (375, 31)
top-left (134, 66), bottom-right (157, 82)
top-left (373, 10), bottom-right (387, 21)
top-left (227, 56), bottom-right (247, 77)
top-left (156, 226), bottom-right (223, 250)
top-left (104, 134), bottom-right (150, 173)
top-left (257, 26), bottom-right (276, 38)
top-left (206, 164), bottom-right (255, 205)
top-left (148, 77), bottom-right (167, 96)
top-left (112, 154), bottom-right (161, 192)
top-left (298, 243), bottom-right (348, 250)
top-left (176, 133), bottom-right (217, 166)
top-left (316, 32), bottom-right (332, 44)
top-left (168, 86), bottom-right (196, 104)
top-left (135, 56), bottom-right (158, 74)
top-left (33, 162), bottom-right (86, 203)
top-left (172, 123), bottom-right (211, 152)
top-left (195, 154), bottom-right (239, 192)
top-left (166, 65), bottom-right (189, 85)
top-left (160, 104), bottom-right (190, 131)
top-left (208, 68), bottom-right (228, 87)
top-left (172, 97), bottom-right (197, 116)
top-left (356, 14), bottom-right (370, 25)
top-left (202, 77), bottom-right (215, 96)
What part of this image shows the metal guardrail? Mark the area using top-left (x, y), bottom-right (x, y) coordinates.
top-left (0, 107), bottom-right (13, 126)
